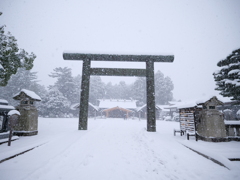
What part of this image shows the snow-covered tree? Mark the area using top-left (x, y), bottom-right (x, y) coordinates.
top-left (131, 71), bottom-right (174, 105)
top-left (0, 17), bottom-right (36, 86)
top-left (155, 71), bottom-right (174, 104)
top-left (49, 67), bottom-right (79, 104)
top-left (89, 76), bottom-right (105, 105)
top-left (103, 82), bottom-right (115, 99)
top-left (73, 74), bottom-right (81, 102)
top-left (41, 87), bottom-right (70, 117)
top-left (0, 68), bottom-right (43, 105)
top-left (213, 48), bottom-right (240, 101)
top-left (132, 77), bottom-right (146, 106)
top-left (117, 81), bottom-right (132, 100)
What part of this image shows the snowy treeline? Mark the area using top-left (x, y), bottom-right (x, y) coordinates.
top-left (0, 67), bottom-right (174, 117)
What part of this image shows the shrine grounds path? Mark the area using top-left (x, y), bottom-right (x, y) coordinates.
top-left (0, 118), bottom-right (239, 180)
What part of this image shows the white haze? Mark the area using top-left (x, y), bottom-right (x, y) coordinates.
top-left (1, 0), bottom-right (240, 101)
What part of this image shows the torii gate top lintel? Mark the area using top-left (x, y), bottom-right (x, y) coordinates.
top-left (63, 52), bottom-right (174, 132)
top-left (63, 53), bottom-right (174, 62)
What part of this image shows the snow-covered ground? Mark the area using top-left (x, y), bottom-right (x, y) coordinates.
top-left (0, 118), bottom-right (239, 180)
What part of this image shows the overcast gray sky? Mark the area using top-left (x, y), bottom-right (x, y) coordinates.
top-left (1, 0), bottom-right (240, 101)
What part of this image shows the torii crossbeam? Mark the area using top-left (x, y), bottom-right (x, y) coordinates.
top-left (63, 53), bottom-right (174, 132)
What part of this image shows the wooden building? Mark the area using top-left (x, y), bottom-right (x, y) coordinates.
top-left (98, 99), bottom-right (137, 118)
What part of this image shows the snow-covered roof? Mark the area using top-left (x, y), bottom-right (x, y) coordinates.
top-left (0, 99), bottom-right (8, 105)
top-left (164, 101), bottom-right (197, 109)
top-left (156, 105), bottom-right (170, 111)
top-left (0, 104), bottom-right (15, 110)
top-left (71, 102), bottom-right (99, 111)
top-left (196, 96), bottom-right (223, 105)
top-left (136, 104), bottom-right (169, 112)
top-left (13, 89), bottom-right (41, 101)
top-left (176, 102), bottom-right (199, 109)
top-left (136, 104), bottom-right (146, 112)
top-left (89, 102), bottom-right (99, 111)
top-left (98, 99), bottom-right (137, 109)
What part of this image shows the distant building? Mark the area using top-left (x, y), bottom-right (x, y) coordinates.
top-left (98, 99), bottom-right (137, 118)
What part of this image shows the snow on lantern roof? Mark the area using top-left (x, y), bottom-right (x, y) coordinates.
top-left (8, 110), bottom-right (20, 116)
top-left (98, 99), bottom-right (137, 109)
top-left (13, 89), bottom-right (41, 101)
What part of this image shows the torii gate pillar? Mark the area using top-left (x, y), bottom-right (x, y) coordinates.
top-left (63, 53), bottom-right (174, 132)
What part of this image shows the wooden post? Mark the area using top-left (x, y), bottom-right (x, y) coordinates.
top-left (79, 59), bottom-right (91, 130)
top-left (8, 128), bottom-right (13, 146)
top-left (146, 60), bottom-right (156, 132)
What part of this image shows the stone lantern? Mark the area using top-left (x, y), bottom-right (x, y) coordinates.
top-left (13, 89), bottom-right (41, 136)
top-left (196, 96), bottom-right (227, 141)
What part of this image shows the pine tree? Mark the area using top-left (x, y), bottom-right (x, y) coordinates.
top-left (0, 19), bottom-right (36, 86)
top-left (49, 67), bottom-right (79, 104)
top-left (132, 77), bottom-right (146, 106)
top-left (117, 81), bottom-right (132, 99)
top-left (155, 71), bottom-right (174, 104)
top-left (73, 74), bottom-right (81, 103)
top-left (43, 87), bottom-right (70, 117)
top-left (104, 82), bottom-right (115, 99)
top-left (213, 48), bottom-right (240, 101)
top-left (131, 71), bottom-right (174, 106)
top-left (89, 76), bottom-right (105, 105)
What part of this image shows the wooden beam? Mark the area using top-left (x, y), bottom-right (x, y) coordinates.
top-left (63, 53), bottom-right (174, 63)
top-left (90, 68), bottom-right (146, 77)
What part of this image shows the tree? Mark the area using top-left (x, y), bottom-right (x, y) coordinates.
top-left (0, 68), bottom-right (42, 106)
top-left (213, 48), bottom-right (240, 101)
top-left (89, 76), bottom-right (105, 105)
top-left (154, 71), bottom-right (174, 104)
top-left (49, 67), bottom-right (79, 104)
top-left (0, 17), bottom-right (36, 86)
top-left (103, 82), bottom-right (115, 99)
top-left (117, 81), bottom-right (132, 99)
top-left (132, 77), bottom-right (146, 106)
top-left (131, 71), bottom-right (174, 105)
top-left (42, 87), bottom-right (70, 117)
top-left (73, 74), bottom-right (81, 102)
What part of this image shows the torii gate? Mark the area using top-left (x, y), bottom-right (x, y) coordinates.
top-left (63, 53), bottom-right (174, 132)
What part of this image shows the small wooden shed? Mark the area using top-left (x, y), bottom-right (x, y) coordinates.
top-left (177, 103), bottom-right (202, 139)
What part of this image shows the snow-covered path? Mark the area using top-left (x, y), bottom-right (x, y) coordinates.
top-left (0, 118), bottom-right (239, 180)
